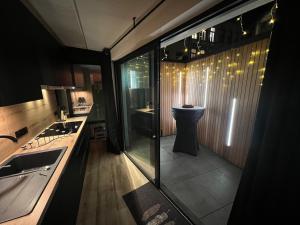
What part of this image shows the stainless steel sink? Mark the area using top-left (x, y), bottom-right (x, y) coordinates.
top-left (0, 147), bottom-right (67, 223)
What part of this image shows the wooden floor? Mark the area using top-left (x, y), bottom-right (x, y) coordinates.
top-left (76, 140), bottom-right (148, 225)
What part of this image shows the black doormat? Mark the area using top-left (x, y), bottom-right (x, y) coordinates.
top-left (123, 183), bottom-right (190, 225)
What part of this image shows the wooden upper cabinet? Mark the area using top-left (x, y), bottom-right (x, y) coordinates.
top-left (90, 71), bottom-right (102, 85)
top-left (73, 65), bottom-right (86, 88)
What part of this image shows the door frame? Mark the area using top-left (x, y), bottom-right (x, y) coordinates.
top-left (114, 40), bottom-right (161, 186)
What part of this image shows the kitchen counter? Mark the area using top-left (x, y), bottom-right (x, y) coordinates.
top-left (0, 116), bottom-right (88, 225)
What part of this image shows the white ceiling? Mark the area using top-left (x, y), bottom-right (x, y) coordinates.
top-left (111, 0), bottom-right (223, 60)
top-left (22, 0), bottom-right (161, 50)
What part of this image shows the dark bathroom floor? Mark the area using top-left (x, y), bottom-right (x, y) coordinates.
top-left (160, 135), bottom-right (242, 225)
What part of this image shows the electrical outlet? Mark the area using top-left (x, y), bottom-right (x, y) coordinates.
top-left (15, 127), bottom-right (28, 139)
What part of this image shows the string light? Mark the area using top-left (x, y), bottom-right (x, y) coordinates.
top-left (251, 50), bottom-right (260, 56)
top-left (236, 70), bottom-right (243, 75)
top-left (259, 67), bottom-right (266, 72)
top-left (184, 38), bottom-right (188, 53)
top-left (162, 47), bottom-right (168, 61)
top-left (269, 0), bottom-right (278, 25)
top-left (238, 15), bottom-right (247, 36)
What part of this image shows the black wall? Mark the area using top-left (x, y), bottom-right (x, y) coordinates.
top-left (0, 0), bottom-right (71, 106)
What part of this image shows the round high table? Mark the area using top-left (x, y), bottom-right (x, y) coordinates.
top-left (172, 106), bottom-right (205, 156)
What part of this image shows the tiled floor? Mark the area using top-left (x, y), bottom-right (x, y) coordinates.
top-left (160, 135), bottom-right (242, 225)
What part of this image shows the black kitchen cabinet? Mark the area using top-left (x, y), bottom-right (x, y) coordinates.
top-left (0, 0), bottom-right (42, 106)
top-left (41, 125), bottom-right (90, 225)
top-left (36, 41), bottom-right (73, 87)
top-left (36, 41), bottom-right (72, 87)
top-left (0, 1), bottom-right (72, 106)
top-left (132, 110), bottom-right (154, 137)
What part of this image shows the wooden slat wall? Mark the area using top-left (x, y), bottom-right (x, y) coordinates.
top-left (160, 38), bottom-right (270, 167)
top-left (160, 62), bottom-right (186, 135)
top-left (0, 89), bottom-right (57, 162)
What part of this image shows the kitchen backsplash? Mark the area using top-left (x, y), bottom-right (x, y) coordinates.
top-left (0, 89), bottom-right (57, 161)
top-left (71, 90), bottom-right (93, 105)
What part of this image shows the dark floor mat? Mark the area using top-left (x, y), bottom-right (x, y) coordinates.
top-left (123, 183), bottom-right (191, 225)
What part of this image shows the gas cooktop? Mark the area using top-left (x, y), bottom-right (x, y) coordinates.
top-left (37, 121), bottom-right (82, 138)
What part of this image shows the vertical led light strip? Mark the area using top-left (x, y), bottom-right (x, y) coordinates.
top-left (226, 98), bottom-right (237, 147)
top-left (186, 71), bottom-right (190, 104)
top-left (178, 71), bottom-right (182, 105)
top-left (203, 67), bottom-right (209, 108)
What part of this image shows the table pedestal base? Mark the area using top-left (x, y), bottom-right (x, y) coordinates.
top-left (172, 107), bottom-right (205, 156)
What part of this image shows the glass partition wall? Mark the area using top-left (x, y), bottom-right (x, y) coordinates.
top-left (159, 1), bottom-right (276, 225)
top-left (120, 51), bottom-right (157, 181)
top-left (117, 1), bottom-right (276, 225)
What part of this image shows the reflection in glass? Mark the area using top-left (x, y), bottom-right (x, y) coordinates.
top-left (121, 52), bottom-right (155, 179)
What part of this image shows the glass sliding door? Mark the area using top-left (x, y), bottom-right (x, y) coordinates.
top-left (120, 50), bottom-right (157, 181)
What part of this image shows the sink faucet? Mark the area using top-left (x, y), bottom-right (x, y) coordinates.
top-left (0, 164), bottom-right (11, 169)
top-left (0, 135), bottom-right (18, 143)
